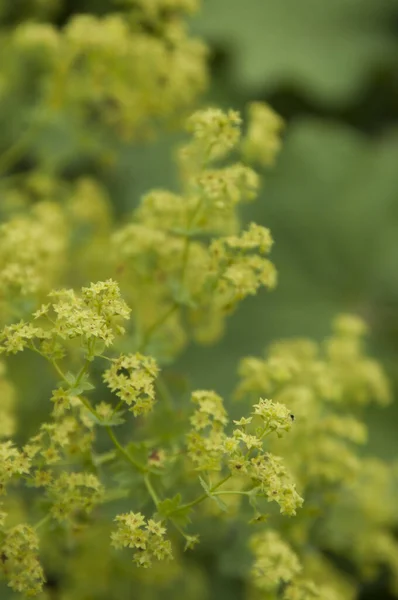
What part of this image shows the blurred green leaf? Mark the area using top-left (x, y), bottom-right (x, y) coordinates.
top-left (87, 411), bottom-right (126, 427)
top-left (158, 493), bottom-right (192, 527)
top-left (199, 476), bottom-right (228, 512)
top-left (194, 0), bottom-right (398, 102)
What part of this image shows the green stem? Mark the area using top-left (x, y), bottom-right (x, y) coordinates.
top-left (170, 518), bottom-right (189, 541)
top-left (111, 399), bottom-right (124, 417)
top-left (175, 473), bottom-right (232, 512)
top-left (94, 450), bottom-right (117, 466)
top-left (144, 473), bottom-right (160, 507)
top-left (137, 196), bottom-right (205, 352)
top-left (155, 375), bottom-right (174, 411)
top-left (139, 302), bottom-right (178, 352)
top-left (47, 355), bottom-right (147, 479)
top-left (34, 514), bottom-right (51, 531)
top-left (180, 196), bottom-right (205, 284)
top-left (77, 395), bottom-right (98, 417)
top-left (105, 426), bottom-right (146, 474)
top-left (210, 473), bottom-right (232, 492)
top-left (243, 426), bottom-right (271, 461)
top-left (101, 489), bottom-right (130, 503)
top-left (212, 491), bottom-right (250, 497)
top-left (75, 359), bottom-right (90, 385)
top-left (45, 354), bottom-right (155, 507)
top-left (50, 359), bottom-right (66, 381)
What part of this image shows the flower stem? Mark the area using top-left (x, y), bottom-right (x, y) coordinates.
top-left (34, 514), bottom-right (51, 531)
top-left (144, 473), bottom-right (160, 508)
top-left (176, 473), bottom-right (232, 512)
top-left (105, 426), bottom-right (146, 474)
top-left (139, 302), bottom-right (178, 352)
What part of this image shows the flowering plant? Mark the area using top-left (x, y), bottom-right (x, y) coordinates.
top-left (0, 2), bottom-right (397, 600)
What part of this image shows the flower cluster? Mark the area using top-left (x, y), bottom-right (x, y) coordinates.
top-left (0, 176), bottom-right (115, 325)
top-left (0, 279), bottom-right (131, 357)
top-left (8, 8), bottom-right (207, 140)
top-left (111, 512), bottom-right (173, 568)
top-left (252, 398), bottom-right (294, 437)
top-left (249, 532), bottom-right (346, 599)
top-left (110, 105), bottom-right (280, 356)
top-left (0, 441), bottom-right (30, 494)
top-left (195, 163), bottom-right (259, 210)
top-left (190, 389), bottom-right (228, 430)
top-left (48, 280), bottom-right (131, 348)
top-left (47, 472), bottom-right (103, 522)
top-left (235, 318), bottom-right (398, 597)
top-left (229, 398), bottom-right (302, 516)
top-left (187, 390), bottom-right (228, 471)
top-left (247, 453), bottom-right (303, 516)
top-left (29, 416), bottom-right (93, 468)
top-left (236, 315), bottom-right (390, 488)
top-left (242, 101), bottom-right (285, 166)
top-left (0, 360), bottom-right (16, 439)
top-left (103, 353), bottom-right (159, 416)
top-left (0, 202), bottom-right (67, 322)
top-left (319, 458), bottom-right (398, 592)
top-left (186, 389), bottom-right (303, 516)
top-left (0, 524), bottom-right (45, 596)
top-left (185, 108), bottom-right (242, 162)
top-left (250, 529), bottom-right (301, 592)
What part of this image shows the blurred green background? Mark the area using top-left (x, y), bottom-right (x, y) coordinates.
top-left (2, 0), bottom-right (398, 598)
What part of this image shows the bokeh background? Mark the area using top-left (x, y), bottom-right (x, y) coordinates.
top-left (1, 1), bottom-right (398, 598)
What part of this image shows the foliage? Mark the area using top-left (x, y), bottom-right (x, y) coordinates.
top-left (0, 2), bottom-right (397, 600)
top-left (194, 0), bottom-right (398, 102)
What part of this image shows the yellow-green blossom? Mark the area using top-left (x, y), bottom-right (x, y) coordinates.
top-left (0, 524), bottom-right (45, 596)
top-left (250, 530), bottom-right (301, 591)
top-left (111, 512), bottom-right (173, 568)
top-left (103, 353), bottom-right (159, 416)
top-left (242, 101), bottom-right (284, 167)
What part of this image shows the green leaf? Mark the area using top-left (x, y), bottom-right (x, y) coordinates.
top-left (198, 476), bottom-right (228, 512)
top-left (194, 0), bottom-right (398, 102)
top-left (91, 341), bottom-right (107, 357)
top-left (64, 372), bottom-right (76, 386)
top-left (169, 279), bottom-right (198, 308)
top-left (210, 494), bottom-right (228, 512)
top-left (248, 489), bottom-right (258, 511)
top-left (86, 411), bottom-right (126, 427)
top-left (249, 513), bottom-right (269, 525)
top-left (125, 442), bottom-right (149, 468)
top-left (157, 494), bottom-right (192, 527)
top-left (172, 510), bottom-right (192, 528)
top-left (65, 373), bottom-right (95, 396)
top-left (158, 493), bottom-right (183, 516)
top-left (198, 476), bottom-right (210, 494)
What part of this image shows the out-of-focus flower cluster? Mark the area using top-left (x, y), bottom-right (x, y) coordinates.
top-left (1, 2), bottom-right (207, 140)
top-left (236, 316), bottom-right (398, 600)
top-left (113, 106), bottom-right (280, 357)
